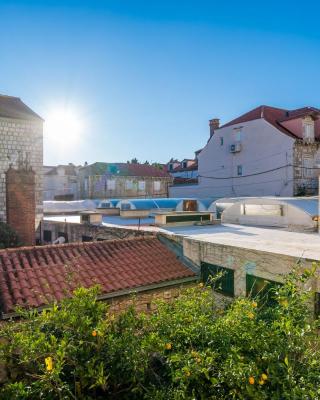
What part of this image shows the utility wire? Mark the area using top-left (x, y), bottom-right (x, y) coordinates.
top-left (198, 163), bottom-right (320, 180)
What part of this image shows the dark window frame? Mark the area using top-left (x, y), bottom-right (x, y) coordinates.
top-left (246, 274), bottom-right (281, 306)
top-left (201, 262), bottom-right (234, 297)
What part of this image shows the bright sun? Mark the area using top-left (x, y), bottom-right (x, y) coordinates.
top-left (44, 107), bottom-right (84, 148)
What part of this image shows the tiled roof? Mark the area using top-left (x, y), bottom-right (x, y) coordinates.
top-left (173, 163), bottom-right (198, 173)
top-left (220, 105), bottom-right (320, 139)
top-left (173, 177), bottom-right (199, 185)
top-left (0, 94), bottom-right (43, 121)
top-left (83, 162), bottom-right (170, 178)
top-left (0, 237), bottom-right (195, 315)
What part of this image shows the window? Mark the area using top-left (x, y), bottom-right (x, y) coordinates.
top-left (182, 161), bottom-right (187, 169)
top-left (43, 230), bottom-right (52, 243)
top-left (107, 179), bottom-right (116, 190)
top-left (246, 274), bottom-right (281, 306)
top-left (169, 163), bottom-right (174, 171)
top-left (243, 204), bottom-right (283, 216)
top-left (81, 214), bottom-right (90, 223)
top-left (138, 181), bottom-right (145, 191)
top-left (121, 203), bottom-right (131, 210)
top-left (237, 165), bottom-right (243, 176)
top-left (234, 128), bottom-right (242, 142)
top-left (201, 262), bottom-right (234, 297)
top-left (220, 137), bottom-right (224, 146)
top-left (303, 119), bottom-right (315, 141)
top-left (153, 181), bottom-right (161, 192)
top-left (84, 178), bottom-right (89, 193)
top-left (303, 157), bottom-right (313, 178)
top-left (125, 180), bottom-right (133, 190)
top-left (82, 235), bottom-right (93, 242)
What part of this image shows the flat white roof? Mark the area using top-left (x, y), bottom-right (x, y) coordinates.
top-left (164, 223), bottom-right (320, 261)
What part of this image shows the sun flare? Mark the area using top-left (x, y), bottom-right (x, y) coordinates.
top-left (44, 107), bottom-right (84, 148)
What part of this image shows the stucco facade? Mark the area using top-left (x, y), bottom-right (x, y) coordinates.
top-left (43, 164), bottom-right (79, 201)
top-left (170, 106), bottom-right (320, 198)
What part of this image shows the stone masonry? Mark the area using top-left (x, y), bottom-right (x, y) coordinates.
top-left (293, 141), bottom-right (320, 195)
top-left (0, 99), bottom-right (43, 232)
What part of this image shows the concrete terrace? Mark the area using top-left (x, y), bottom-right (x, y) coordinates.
top-left (164, 224), bottom-right (320, 261)
top-left (44, 214), bottom-right (320, 261)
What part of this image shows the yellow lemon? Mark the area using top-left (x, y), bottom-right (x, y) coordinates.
top-left (45, 356), bottom-right (53, 372)
top-left (248, 376), bottom-right (255, 385)
top-left (165, 343), bottom-right (172, 350)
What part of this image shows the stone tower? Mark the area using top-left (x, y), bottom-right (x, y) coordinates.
top-left (0, 95), bottom-right (43, 239)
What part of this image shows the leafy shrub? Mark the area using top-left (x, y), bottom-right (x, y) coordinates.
top-left (0, 269), bottom-right (320, 399)
top-left (0, 222), bottom-right (21, 249)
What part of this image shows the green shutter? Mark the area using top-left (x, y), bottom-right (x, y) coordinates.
top-left (246, 274), bottom-right (281, 306)
top-left (201, 262), bottom-right (234, 297)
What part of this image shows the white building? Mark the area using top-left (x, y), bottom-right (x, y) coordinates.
top-left (170, 106), bottom-right (320, 198)
top-left (43, 164), bottom-right (79, 201)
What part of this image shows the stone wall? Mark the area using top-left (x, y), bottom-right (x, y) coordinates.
top-left (41, 220), bottom-right (155, 243)
top-left (0, 117), bottom-right (43, 228)
top-left (183, 238), bottom-right (319, 295)
top-left (107, 281), bottom-right (197, 314)
top-left (293, 141), bottom-right (320, 195)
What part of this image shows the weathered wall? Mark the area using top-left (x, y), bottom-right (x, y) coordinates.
top-left (0, 117), bottom-right (43, 228)
top-left (183, 238), bottom-right (319, 295)
top-left (293, 141), bottom-right (320, 195)
top-left (107, 282), bottom-right (197, 314)
top-left (79, 174), bottom-right (171, 199)
top-left (41, 220), bottom-right (155, 243)
top-left (6, 168), bottom-right (36, 246)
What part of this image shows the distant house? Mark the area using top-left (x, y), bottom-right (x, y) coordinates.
top-left (167, 157), bottom-right (199, 186)
top-left (78, 162), bottom-right (172, 199)
top-left (43, 164), bottom-right (80, 201)
top-left (0, 237), bottom-right (197, 318)
top-left (170, 106), bottom-right (320, 198)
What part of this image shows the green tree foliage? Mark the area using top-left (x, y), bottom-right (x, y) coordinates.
top-left (0, 269), bottom-right (320, 399)
top-left (0, 222), bottom-right (21, 249)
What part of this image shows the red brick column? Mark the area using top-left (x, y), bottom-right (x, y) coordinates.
top-left (6, 168), bottom-right (36, 246)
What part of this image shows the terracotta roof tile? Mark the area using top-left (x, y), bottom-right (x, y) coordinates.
top-left (83, 162), bottom-right (170, 178)
top-left (219, 105), bottom-right (320, 139)
top-left (0, 237), bottom-right (195, 315)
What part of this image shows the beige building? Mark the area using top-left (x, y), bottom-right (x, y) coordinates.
top-left (78, 162), bottom-right (172, 199)
top-left (0, 94), bottom-right (43, 230)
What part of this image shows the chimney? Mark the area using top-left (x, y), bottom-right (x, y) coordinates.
top-left (6, 167), bottom-right (36, 246)
top-left (209, 118), bottom-right (220, 137)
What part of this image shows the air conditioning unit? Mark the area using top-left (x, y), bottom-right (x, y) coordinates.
top-left (230, 143), bottom-right (241, 153)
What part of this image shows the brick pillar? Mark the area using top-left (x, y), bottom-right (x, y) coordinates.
top-left (6, 167), bottom-right (36, 246)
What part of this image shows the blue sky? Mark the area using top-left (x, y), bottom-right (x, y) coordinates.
top-left (1, 0), bottom-right (320, 165)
